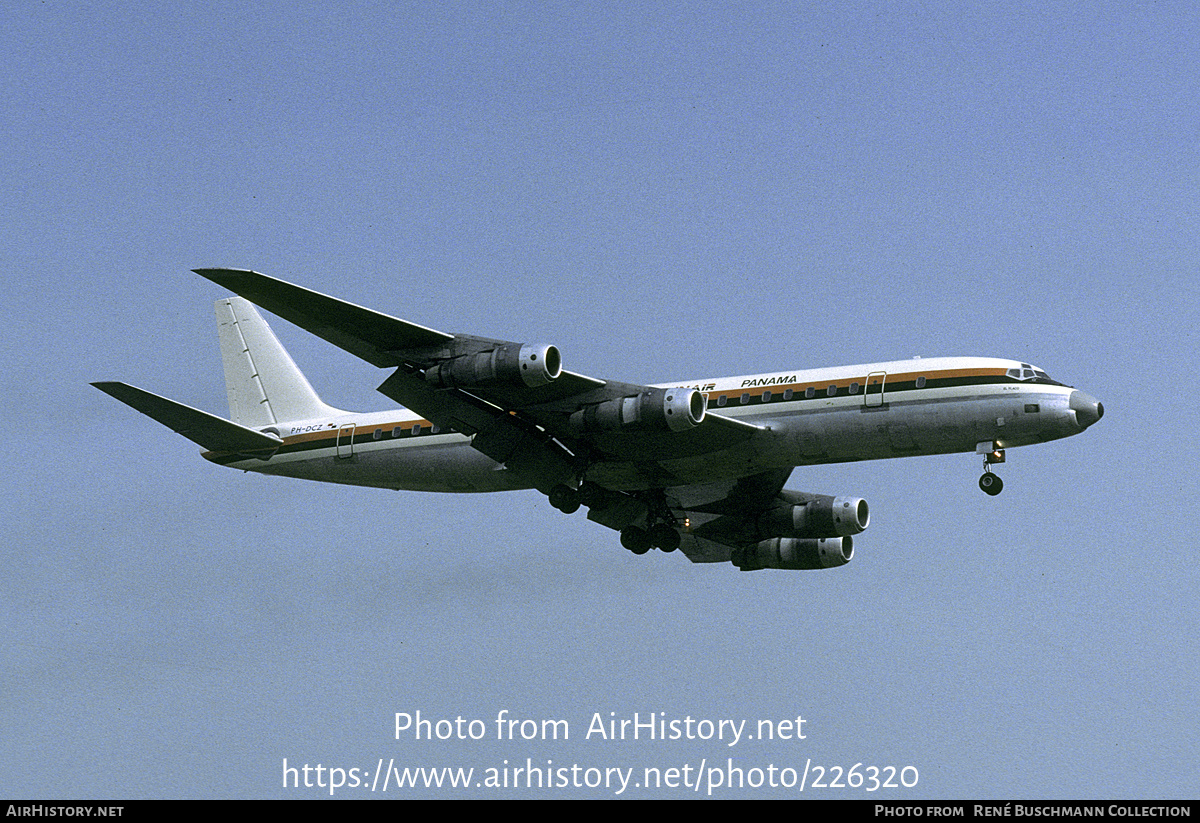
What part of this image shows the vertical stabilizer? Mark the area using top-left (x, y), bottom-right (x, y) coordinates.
top-left (215, 297), bottom-right (343, 425)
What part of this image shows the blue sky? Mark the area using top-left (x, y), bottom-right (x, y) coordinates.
top-left (3, 1), bottom-right (1196, 798)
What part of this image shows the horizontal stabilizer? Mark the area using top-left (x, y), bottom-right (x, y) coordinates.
top-left (92, 381), bottom-right (284, 455)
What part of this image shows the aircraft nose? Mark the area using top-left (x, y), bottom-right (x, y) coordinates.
top-left (1069, 390), bottom-right (1104, 429)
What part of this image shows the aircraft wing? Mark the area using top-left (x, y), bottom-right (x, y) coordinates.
top-left (662, 468), bottom-right (864, 569)
top-left (193, 268), bottom-right (454, 368)
top-left (667, 469), bottom-right (793, 563)
top-left (193, 269), bottom-right (764, 492)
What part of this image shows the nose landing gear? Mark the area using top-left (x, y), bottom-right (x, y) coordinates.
top-left (979, 471), bottom-right (1003, 495)
top-left (977, 442), bottom-right (1005, 496)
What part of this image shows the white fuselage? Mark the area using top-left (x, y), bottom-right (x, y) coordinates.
top-left (206, 356), bottom-right (1097, 493)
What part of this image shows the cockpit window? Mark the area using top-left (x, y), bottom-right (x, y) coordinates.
top-left (1006, 363), bottom-right (1063, 386)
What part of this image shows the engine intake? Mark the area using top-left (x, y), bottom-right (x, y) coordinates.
top-left (425, 343), bottom-right (561, 389)
top-left (570, 387), bottom-right (706, 433)
top-left (731, 536), bottom-right (853, 571)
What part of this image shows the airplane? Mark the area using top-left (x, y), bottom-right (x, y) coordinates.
top-left (93, 269), bottom-right (1104, 571)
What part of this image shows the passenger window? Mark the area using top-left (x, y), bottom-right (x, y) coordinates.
top-left (916, 376), bottom-right (926, 389)
top-left (805, 387), bottom-right (815, 399)
top-left (1025, 404), bottom-right (1040, 413)
top-left (762, 390), bottom-right (772, 402)
top-left (373, 428), bottom-right (382, 440)
top-left (827, 385), bottom-right (837, 397)
top-left (392, 426), bottom-right (402, 437)
top-left (849, 382), bottom-right (859, 395)
top-left (740, 393), bottom-right (750, 405)
top-left (717, 395), bottom-right (727, 407)
top-left (412, 424), bottom-right (422, 435)
top-left (783, 389), bottom-right (793, 400)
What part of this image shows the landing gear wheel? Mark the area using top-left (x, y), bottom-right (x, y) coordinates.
top-left (548, 484), bottom-right (580, 514)
top-left (648, 523), bottom-right (680, 552)
top-left (979, 472), bottom-right (1004, 496)
top-left (620, 526), bottom-right (652, 555)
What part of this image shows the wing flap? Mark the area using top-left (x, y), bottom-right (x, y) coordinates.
top-left (375, 369), bottom-right (578, 492)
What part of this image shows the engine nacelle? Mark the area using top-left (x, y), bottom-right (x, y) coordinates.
top-left (731, 536), bottom-right (853, 571)
top-left (569, 387), bottom-right (705, 434)
top-left (425, 343), bottom-right (561, 389)
top-left (757, 495), bottom-right (869, 539)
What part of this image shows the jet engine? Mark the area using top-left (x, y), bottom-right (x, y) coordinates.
top-left (731, 536), bottom-right (853, 571)
top-left (425, 343), bottom-right (561, 389)
top-left (569, 387), bottom-right (706, 433)
top-left (757, 494), bottom-right (869, 539)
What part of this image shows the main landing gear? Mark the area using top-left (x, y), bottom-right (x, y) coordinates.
top-left (977, 443), bottom-right (1005, 496)
top-left (548, 484), bottom-right (581, 514)
top-left (548, 482), bottom-right (682, 555)
top-left (619, 522), bottom-right (680, 555)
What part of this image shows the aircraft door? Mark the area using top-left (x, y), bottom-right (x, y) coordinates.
top-left (336, 424), bottom-right (355, 458)
top-left (864, 372), bottom-right (887, 407)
